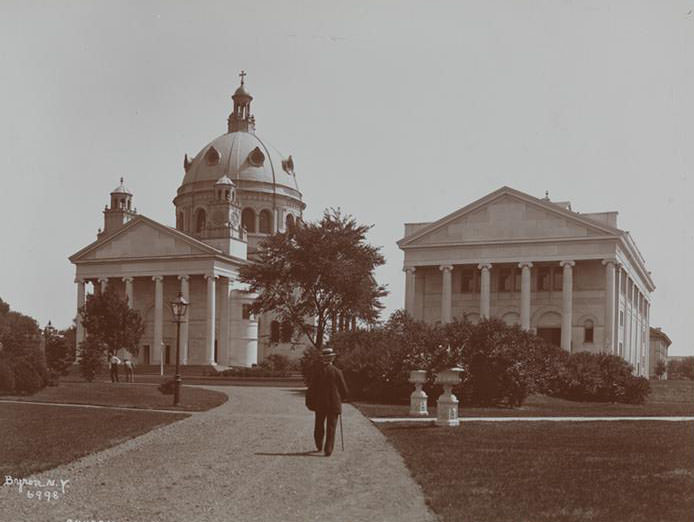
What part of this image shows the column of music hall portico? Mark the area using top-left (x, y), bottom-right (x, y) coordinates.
top-left (74, 273), bottom-right (232, 365)
top-left (403, 259), bottom-right (650, 356)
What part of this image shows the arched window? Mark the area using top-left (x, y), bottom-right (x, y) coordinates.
top-left (195, 208), bottom-right (206, 233)
top-left (285, 213), bottom-right (295, 232)
top-left (280, 321), bottom-right (293, 343)
top-left (270, 321), bottom-right (280, 343)
top-left (242, 208), bottom-right (255, 233)
top-left (584, 319), bottom-right (594, 343)
top-left (259, 209), bottom-right (272, 234)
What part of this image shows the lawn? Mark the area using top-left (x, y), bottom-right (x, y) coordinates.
top-left (382, 421), bottom-right (694, 522)
top-left (356, 380), bottom-right (694, 418)
top-left (0, 403), bottom-right (188, 478)
top-left (1, 382), bottom-right (228, 412)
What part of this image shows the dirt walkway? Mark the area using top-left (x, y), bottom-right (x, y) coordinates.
top-left (1, 386), bottom-right (438, 522)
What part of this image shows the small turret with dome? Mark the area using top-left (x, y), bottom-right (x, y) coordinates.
top-left (174, 71), bottom-right (305, 255)
top-left (99, 177), bottom-right (137, 239)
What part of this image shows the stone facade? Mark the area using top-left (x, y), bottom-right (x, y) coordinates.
top-left (649, 327), bottom-right (671, 379)
top-left (398, 187), bottom-right (655, 377)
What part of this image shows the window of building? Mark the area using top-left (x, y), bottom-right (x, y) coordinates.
top-left (553, 268), bottom-right (563, 290)
top-left (618, 342), bottom-right (623, 356)
top-left (176, 212), bottom-right (184, 231)
top-left (195, 208), bottom-right (206, 233)
top-left (498, 270), bottom-right (512, 292)
top-left (242, 208), bottom-right (255, 233)
top-left (619, 310), bottom-right (624, 326)
top-left (461, 270), bottom-right (475, 293)
top-left (242, 304), bottom-right (253, 320)
top-left (259, 209), bottom-right (272, 234)
top-left (584, 320), bottom-right (594, 343)
top-left (538, 268), bottom-right (551, 291)
top-left (270, 320), bottom-right (280, 343)
top-left (514, 269), bottom-right (521, 291)
top-left (280, 321), bottom-right (293, 343)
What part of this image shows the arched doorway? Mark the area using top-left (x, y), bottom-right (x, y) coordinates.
top-left (536, 311), bottom-right (562, 347)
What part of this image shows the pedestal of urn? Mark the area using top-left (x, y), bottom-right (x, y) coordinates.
top-left (409, 370), bottom-right (428, 416)
top-left (435, 367), bottom-right (464, 427)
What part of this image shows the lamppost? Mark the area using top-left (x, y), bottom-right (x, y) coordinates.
top-left (170, 291), bottom-right (189, 406)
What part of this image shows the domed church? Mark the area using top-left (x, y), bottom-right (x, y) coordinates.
top-left (69, 73), bottom-right (306, 368)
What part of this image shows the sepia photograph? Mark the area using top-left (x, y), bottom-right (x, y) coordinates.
top-left (1, 1), bottom-right (693, 521)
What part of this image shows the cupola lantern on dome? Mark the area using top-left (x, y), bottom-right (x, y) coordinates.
top-left (228, 70), bottom-right (255, 133)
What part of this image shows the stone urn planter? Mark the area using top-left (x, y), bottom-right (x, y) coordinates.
top-left (408, 370), bottom-right (428, 416)
top-left (435, 367), bottom-right (464, 427)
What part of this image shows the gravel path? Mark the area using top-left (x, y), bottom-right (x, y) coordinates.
top-left (2, 386), bottom-right (438, 522)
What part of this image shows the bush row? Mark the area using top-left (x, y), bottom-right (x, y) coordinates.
top-left (0, 350), bottom-right (52, 395)
top-left (301, 311), bottom-right (649, 406)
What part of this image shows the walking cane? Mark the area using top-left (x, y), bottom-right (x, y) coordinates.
top-left (339, 414), bottom-right (344, 451)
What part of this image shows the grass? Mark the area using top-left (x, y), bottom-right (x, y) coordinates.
top-left (382, 421), bottom-right (694, 522)
top-left (356, 381), bottom-right (694, 522)
top-left (2, 382), bottom-right (228, 412)
top-left (0, 403), bottom-right (188, 478)
top-left (356, 380), bottom-right (694, 418)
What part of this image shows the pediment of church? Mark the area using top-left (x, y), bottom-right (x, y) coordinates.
top-left (70, 216), bottom-right (220, 262)
top-left (399, 187), bottom-right (620, 247)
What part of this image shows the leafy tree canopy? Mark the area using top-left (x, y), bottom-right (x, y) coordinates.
top-left (239, 208), bottom-right (388, 350)
top-left (79, 286), bottom-right (144, 356)
top-left (0, 297), bottom-right (41, 355)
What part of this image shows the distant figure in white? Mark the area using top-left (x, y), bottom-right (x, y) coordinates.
top-left (123, 358), bottom-right (135, 383)
top-left (109, 353), bottom-right (121, 383)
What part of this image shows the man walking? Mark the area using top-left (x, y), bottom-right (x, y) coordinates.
top-left (306, 348), bottom-right (349, 457)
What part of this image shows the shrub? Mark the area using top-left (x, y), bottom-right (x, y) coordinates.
top-left (12, 357), bottom-right (43, 395)
top-left (555, 352), bottom-right (650, 404)
top-left (158, 379), bottom-right (175, 395)
top-left (0, 358), bottom-right (16, 393)
top-left (259, 353), bottom-right (291, 375)
top-left (79, 337), bottom-right (105, 382)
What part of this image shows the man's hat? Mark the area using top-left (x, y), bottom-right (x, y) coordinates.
top-left (321, 348), bottom-right (337, 359)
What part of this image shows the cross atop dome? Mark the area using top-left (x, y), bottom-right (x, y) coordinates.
top-left (229, 70), bottom-right (255, 133)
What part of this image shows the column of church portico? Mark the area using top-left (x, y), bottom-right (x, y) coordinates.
top-left (560, 261), bottom-right (575, 352)
top-left (616, 265), bottom-right (623, 356)
top-left (75, 279), bottom-right (86, 352)
top-left (219, 277), bottom-right (232, 366)
top-left (404, 267), bottom-right (416, 316)
top-left (178, 275), bottom-right (190, 365)
top-left (518, 262), bottom-right (533, 330)
top-left (123, 277), bottom-right (134, 307)
top-left (204, 274), bottom-right (218, 365)
top-left (602, 260), bottom-right (616, 354)
top-left (478, 264), bottom-right (492, 319)
top-left (440, 265), bottom-right (453, 323)
top-left (152, 276), bottom-right (164, 364)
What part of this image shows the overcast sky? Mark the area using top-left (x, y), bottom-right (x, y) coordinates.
top-left (1, 0), bottom-right (692, 355)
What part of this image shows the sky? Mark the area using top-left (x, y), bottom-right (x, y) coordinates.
top-left (0, 0), bottom-right (692, 355)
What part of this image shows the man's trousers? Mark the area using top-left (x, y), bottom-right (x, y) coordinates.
top-left (314, 411), bottom-right (339, 456)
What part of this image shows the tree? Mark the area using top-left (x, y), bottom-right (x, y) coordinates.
top-left (240, 208), bottom-right (388, 350)
top-left (44, 323), bottom-right (75, 375)
top-left (0, 297), bottom-right (41, 356)
top-left (79, 285), bottom-right (144, 359)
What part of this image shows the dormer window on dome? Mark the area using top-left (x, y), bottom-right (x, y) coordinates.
top-left (248, 146), bottom-right (265, 167)
top-left (282, 155), bottom-right (294, 174)
top-left (205, 146), bottom-right (221, 166)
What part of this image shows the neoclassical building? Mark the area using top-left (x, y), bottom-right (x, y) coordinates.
top-left (398, 187), bottom-right (655, 377)
top-left (70, 75), bottom-right (306, 367)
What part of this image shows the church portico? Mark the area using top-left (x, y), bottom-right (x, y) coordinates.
top-left (399, 187), bottom-right (655, 376)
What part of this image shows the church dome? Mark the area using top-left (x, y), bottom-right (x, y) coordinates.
top-left (178, 131), bottom-right (301, 199)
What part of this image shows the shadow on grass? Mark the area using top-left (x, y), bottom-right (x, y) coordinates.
top-left (255, 450), bottom-right (324, 458)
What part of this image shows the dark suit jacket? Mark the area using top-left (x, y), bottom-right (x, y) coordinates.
top-left (307, 363), bottom-right (349, 414)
